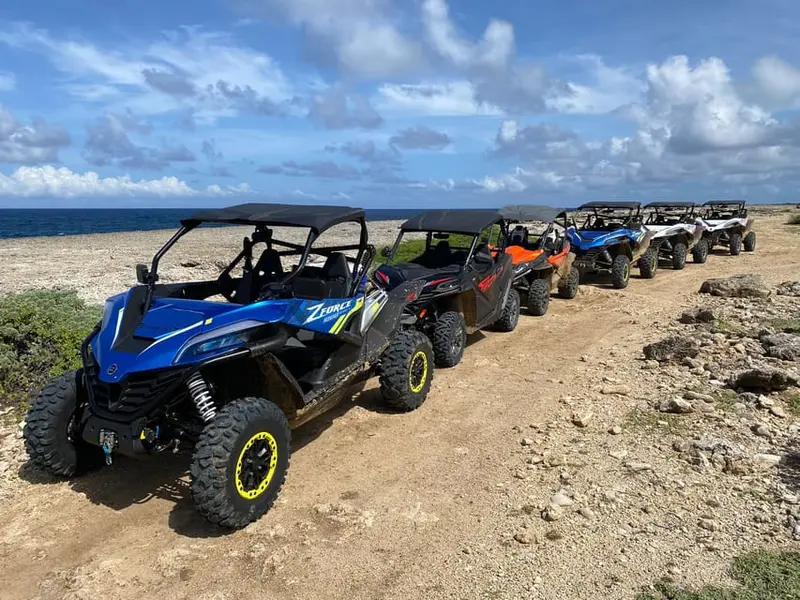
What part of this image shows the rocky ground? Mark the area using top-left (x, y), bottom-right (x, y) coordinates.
top-left (0, 208), bottom-right (798, 600)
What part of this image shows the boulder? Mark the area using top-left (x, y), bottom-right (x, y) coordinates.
top-left (760, 332), bottom-right (800, 362)
top-left (776, 281), bottom-right (800, 297)
top-left (731, 367), bottom-right (799, 392)
top-left (679, 307), bottom-right (716, 324)
top-left (643, 336), bottom-right (700, 362)
top-left (699, 274), bottom-right (771, 299)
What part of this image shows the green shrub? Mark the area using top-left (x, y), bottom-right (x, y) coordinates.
top-left (0, 290), bottom-right (100, 411)
top-left (788, 214), bottom-right (800, 225)
top-left (637, 550), bottom-right (800, 600)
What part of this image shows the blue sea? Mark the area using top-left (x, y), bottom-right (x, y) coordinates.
top-left (0, 208), bottom-right (420, 239)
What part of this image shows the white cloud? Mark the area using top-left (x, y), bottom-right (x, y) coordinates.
top-left (752, 55), bottom-right (800, 107)
top-left (0, 103), bottom-right (71, 163)
top-left (546, 55), bottom-right (645, 114)
top-left (421, 0), bottom-right (514, 69)
top-left (237, 0), bottom-right (423, 78)
top-left (0, 165), bottom-right (250, 197)
top-left (374, 81), bottom-right (502, 116)
top-left (0, 71), bottom-right (16, 91)
top-left (0, 24), bottom-right (294, 118)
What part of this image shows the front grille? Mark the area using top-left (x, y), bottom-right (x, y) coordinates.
top-left (84, 356), bottom-right (186, 420)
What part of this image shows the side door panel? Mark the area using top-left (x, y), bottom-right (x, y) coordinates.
top-left (472, 252), bottom-right (513, 329)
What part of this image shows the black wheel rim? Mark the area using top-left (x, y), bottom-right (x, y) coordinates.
top-left (410, 351), bottom-right (428, 391)
top-left (452, 327), bottom-right (465, 356)
top-left (236, 435), bottom-right (277, 499)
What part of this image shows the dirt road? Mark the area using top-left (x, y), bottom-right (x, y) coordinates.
top-left (1, 209), bottom-right (798, 600)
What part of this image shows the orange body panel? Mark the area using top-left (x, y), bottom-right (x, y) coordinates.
top-left (505, 245), bottom-right (544, 265)
top-left (502, 243), bottom-right (571, 267)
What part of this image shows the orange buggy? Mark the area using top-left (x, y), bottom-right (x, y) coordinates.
top-left (498, 205), bottom-right (579, 316)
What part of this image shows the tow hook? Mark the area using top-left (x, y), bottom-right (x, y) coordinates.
top-left (99, 430), bottom-right (118, 465)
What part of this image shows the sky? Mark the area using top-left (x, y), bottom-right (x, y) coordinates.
top-left (2, 0), bottom-right (800, 208)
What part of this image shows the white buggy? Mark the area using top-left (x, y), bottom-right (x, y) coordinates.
top-left (642, 201), bottom-right (708, 269)
top-left (696, 200), bottom-right (756, 257)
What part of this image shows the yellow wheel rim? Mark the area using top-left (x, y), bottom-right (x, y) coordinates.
top-left (235, 431), bottom-right (278, 500)
top-left (623, 263), bottom-right (630, 279)
top-left (409, 350), bottom-right (429, 393)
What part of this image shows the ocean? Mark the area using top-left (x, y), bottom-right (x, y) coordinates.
top-left (0, 208), bottom-right (420, 239)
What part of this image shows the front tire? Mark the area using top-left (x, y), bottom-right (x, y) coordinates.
top-left (729, 232), bottom-right (742, 255)
top-left (611, 255), bottom-right (631, 289)
top-left (494, 288), bottom-right (520, 332)
top-left (638, 248), bottom-right (658, 279)
top-left (24, 370), bottom-right (104, 477)
top-left (743, 231), bottom-right (756, 252)
top-left (558, 266), bottom-right (580, 299)
top-left (526, 278), bottom-right (551, 316)
top-left (432, 311), bottom-right (467, 367)
top-left (672, 242), bottom-right (687, 270)
top-left (692, 239), bottom-right (709, 264)
top-left (379, 330), bottom-right (434, 411)
top-left (191, 398), bottom-right (290, 529)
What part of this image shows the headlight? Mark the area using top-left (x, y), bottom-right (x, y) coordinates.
top-left (174, 320), bottom-right (264, 364)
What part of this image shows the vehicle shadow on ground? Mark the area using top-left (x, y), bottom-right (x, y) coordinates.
top-left (16, 376), bottom-right (399, 539)
top-left (778, 438), bottom-right (800, 496)
top-left (578, 271), bottom-right (651, 290)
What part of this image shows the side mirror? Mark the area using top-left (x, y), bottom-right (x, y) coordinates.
top-left (380, 246), bottom-right (391, 258)
top-left (136, 263), bottom-right (151, 284)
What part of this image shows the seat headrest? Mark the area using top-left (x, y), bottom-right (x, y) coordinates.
top-left (509, 225), bottom-right (528, 245)
top-left (254, 248), bottom-right (283, 276)
top-left (322, 252), bottom-right (351, 280)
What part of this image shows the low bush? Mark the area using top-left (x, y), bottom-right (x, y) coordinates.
top-left (637, 550), bottom-right (800, 600)
top-left (788, 214), bottom-right (800, 225)
top-left (0, 290), bottom-right (100, 412)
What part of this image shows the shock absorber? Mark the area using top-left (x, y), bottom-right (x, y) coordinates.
top-left (186, 372), bottom-right (217, 422)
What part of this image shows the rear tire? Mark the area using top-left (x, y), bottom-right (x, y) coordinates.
top-left (494, 288), bottom-right (520, 332)
top-left (672, 242), bottom-right (687, 270)
top-left (191, 398), bottom-right (290, 529)
top-left (379, 330), bottom-right (434, 411)
top-left (692, 239), bottom-right (709, 264)
top-left (24, 370), bottom-right (104, 477)
top-left (558, 266), bottom-right (580, 299)
top-left (638, 248), bottom-right (658, 279)
top-left (432, 311), bottom-right (467, 367)
top-left (743, 231), bottom-right (756, 252)
top-left (611, 255), bottom-right (631, 289)
top-left (526, 278), bottom-right (551, 316)
top-left (729, 232), bottom-right (742, 255)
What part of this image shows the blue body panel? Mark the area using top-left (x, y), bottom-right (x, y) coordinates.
top-left (91, 286), bottom-right (365, 384)
top-left (566, 227), bottom-right (645, 254)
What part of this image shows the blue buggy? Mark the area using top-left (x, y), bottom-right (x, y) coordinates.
top-left (24, 203), bottom-right (434, 529)
top-left (566, 201), bottom-right (657, 289)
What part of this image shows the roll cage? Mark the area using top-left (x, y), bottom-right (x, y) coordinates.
top-left (384, 209), bottom-right (507, 271)
top-left (643, 201), bottom-right (697, 226)
top-left (499, 204), bottom-right (568, 251)
top-left (572, 201), bottom-right (642, 231)
top-left (701, 200), bottom-right (748, 220)
top-left (137, 203), bottom-right (374, 310)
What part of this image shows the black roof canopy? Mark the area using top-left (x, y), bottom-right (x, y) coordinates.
top-left (182, 202), bottom-right (365, 233)
top-left (644, 201), bottom-right (696, 209)
top-left (703, 200), bottom-right (746, 206)
top-left (500, 204), bottom-right (564, 223)
top-left (578, 201), bottom-right (641, 210)
top-left (401, 209), bottom-right (502, 235)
